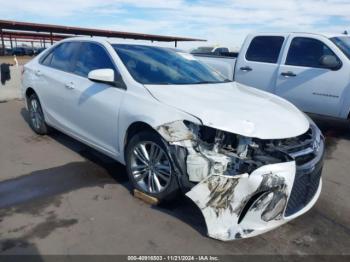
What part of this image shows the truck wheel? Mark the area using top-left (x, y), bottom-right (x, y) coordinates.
top-left (125, 131), bottom-right (179, 202)
top-left (28, 94), bottom-right (50, 135)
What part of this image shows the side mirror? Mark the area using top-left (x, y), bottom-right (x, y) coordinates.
top-left (319, 55), bottom-right (341, 70)
top-left (88, 69), bottom-right (115, 84)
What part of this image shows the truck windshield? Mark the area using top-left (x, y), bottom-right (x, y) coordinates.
top-left (113, 44), bottom-right (229, 85)
top-left (330, 36), bottom-right (350, 59)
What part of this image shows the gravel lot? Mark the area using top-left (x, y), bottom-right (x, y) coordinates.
top-left (0, 100), bottom-right (349, 255)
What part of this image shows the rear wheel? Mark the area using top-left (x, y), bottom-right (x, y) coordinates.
top-left (125, 131), bottom-right (179, 202)
top-left (28, 93), bottom-right (50, 135)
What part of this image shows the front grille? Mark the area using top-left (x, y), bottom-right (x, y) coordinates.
top-left (266, 127), bottom-right (317, 166)
top-left (261, 124), bottom-right (324, 217)
top-left (295, 153), bottom-right (315, 166)
top-left (285, 165), bottom-right (322, 216)
top-left (275, 128), bottom-right (313, 153)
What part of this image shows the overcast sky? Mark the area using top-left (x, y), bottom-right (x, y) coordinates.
top-left (1, 0), bottom-right (349, 50)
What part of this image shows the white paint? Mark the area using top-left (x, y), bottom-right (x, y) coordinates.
top-left (186, 161), bottom-right (322, 241)
top-left (21, 37), bottom-right (322, 242)
top-left (145, 82), bottom-right (309, 139)
top-left (22, 36), bottom-right (311, 164)
top-left (186, 153), bottom-right (210, 182)
top-left (88, 68), bottom-right (115, 83)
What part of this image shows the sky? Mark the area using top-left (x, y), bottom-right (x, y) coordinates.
top-left (1, 0), bottom-right (349, 50)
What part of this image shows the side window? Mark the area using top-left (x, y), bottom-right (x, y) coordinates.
top-left (246, 36), bottom-right (284, 63)
top-left (50, 42), bottom-right (80, 72)
top-left (286, 37), bottom-right (338, 68)
top-left (41, 50), bottom-right (54, 66)
top-left (73, 42), bottom-right (116, 78)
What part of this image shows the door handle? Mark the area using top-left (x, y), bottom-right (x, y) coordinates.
top-left (64, 82), bottom-right (75, 89)
top-left (240, 66), bottom-right (253, 72)
top-left (281, 71), bottom-right (297, 77)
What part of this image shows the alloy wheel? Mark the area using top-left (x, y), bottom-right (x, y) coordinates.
top-left (130, 141), bottom-right (172, 194)
top-left (29, 98), bottom-right (42, 130)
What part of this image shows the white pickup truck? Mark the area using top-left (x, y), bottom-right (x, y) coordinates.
top-left (194, 33), bottom-right (350, 120)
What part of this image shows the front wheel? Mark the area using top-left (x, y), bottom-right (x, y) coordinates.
top-left (125, 131), bottom-right (179, 202)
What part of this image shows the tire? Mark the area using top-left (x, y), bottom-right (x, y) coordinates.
top-left (27, 93), bottom-right (50, 135)
top-left (125, 130), bottom-right (179, 202)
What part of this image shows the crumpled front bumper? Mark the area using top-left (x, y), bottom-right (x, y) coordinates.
top-left (186, 140), bottom-right (324, 241)
top-left (156, 120), bottom-right (324, 241)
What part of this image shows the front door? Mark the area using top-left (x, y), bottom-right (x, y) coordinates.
top-left (275, 36), bottom-right (348, 117)
top-left (65, 42), bottom-right (125, 154)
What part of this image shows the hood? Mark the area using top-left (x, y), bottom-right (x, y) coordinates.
top-left (145, 82), bottom-right (309, 139)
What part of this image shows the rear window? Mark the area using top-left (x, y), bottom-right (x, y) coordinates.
top-left (191, 47), bottom-right (214, 54)
top-left (214, 48), bottom-right (229, 55)
top-left (51, 42), bottom-right (80, 72)
top-left (41, 51), bottom-right (53, 66)
top-left (41, 42), bottom-right (80, 72)
top-left (246, 36), bottom-right (284, 63)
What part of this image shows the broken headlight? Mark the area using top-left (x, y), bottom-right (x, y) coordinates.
top-left (183, 121), bottom-right (288, 181)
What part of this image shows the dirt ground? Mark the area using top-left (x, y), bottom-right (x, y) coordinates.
top-left (0, 100), bottom-right (349, 255)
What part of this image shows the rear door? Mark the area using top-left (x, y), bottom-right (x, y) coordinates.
top-left (235, 34), bottom-right (286, 91)
top-left (35, 42), bottom-right (80, 129)
top-left (64, 41), bottom-right (126, 154)
top-left (275, 35), bottom-right (347, 117)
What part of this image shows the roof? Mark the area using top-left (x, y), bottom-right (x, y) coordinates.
top-left (290, 32), bottom-right (348, 38)
top-left (251, 32), bottom-right (350, 38)
top-left (53, 36), bottom-right (194, 48)
top-left (0, 19), bottom-right (205, 42)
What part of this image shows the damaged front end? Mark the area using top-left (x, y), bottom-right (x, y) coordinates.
top-left (156, 120), bottom-right (324, 241)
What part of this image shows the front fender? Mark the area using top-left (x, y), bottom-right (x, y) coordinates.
top-left (117, 89), bottom-right (200, 164)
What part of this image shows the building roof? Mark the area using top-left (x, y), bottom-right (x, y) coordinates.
top-left (0, 20), bottom-right (205, 43)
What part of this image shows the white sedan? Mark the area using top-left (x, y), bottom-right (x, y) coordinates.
top-left (21, 37), bottom-right (324, 241)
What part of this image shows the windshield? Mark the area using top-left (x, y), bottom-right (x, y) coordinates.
top-left (113, 44), bottom-right (228, 85)
top-left (330, 36), bottom-right (350, 59)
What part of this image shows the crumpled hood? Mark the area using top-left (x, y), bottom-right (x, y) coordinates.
top-left (145, 82), bottom-right (309, 139)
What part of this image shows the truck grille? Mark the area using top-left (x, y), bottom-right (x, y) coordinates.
top-left (285, 164), bottom-right (322, 216)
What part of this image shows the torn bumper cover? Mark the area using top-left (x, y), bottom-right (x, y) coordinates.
top-left (156, 120), bottom-right (324, 241)
top-left (186, 160), bottom-right (323, 240)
